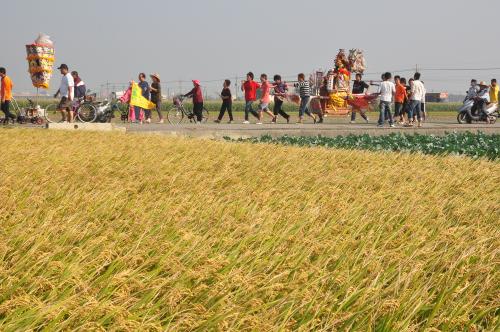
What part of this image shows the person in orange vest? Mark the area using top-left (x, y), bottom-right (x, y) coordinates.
top-left (0, 67), bottom-right (16, 124)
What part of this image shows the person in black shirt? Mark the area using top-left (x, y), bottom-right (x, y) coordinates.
top-left (404, 79), bottom-right (413, 126)
top-left (271, 74), bottom-right (290, 123)
top-left (215, 79), bottom-right (233, 123)
top-left (350, 73), bottom-right (370, 123)
top-left (149, 73), bottom-right (163, 123)
top-left (399, 77), bottom-right (409, 124)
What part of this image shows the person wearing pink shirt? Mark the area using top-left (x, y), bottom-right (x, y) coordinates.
top-left (257, 74), bottom-right (276, 124)
top-left (118, 81), bottom-right (143, 122)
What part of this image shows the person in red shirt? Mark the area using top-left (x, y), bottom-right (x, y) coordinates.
top-left (184, 80), bottom-right (204, 123)
top-left (257, 74), bottom-right (276, 124)
top-left (0, 67), bottom-right (16, 124)
top-left (240, 72), bottom-right (260, 124)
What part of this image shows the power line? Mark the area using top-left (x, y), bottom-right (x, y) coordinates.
top-left (421, 67), bottom-right (500, 71)
top-left (101, 67), bottom-right (500, 86)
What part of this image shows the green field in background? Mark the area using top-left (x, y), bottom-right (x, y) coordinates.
top-left (12, 98), bottom-right (462, 115)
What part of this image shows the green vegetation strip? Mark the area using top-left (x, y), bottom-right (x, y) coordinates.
top-left (13, 99), bottom-right (461, 114)
top-left (226, 132), bottom-right (500, 160)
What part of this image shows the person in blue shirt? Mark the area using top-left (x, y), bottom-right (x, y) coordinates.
top-left (135, 73), bottom-right (150, 123)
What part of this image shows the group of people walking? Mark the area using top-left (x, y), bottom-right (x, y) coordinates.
top-left (127, 72), bottom-right (164, 124)
top-left (217, 71), bottom-right (429, 126)
top-left (374, 72), bottom-right (427, 128)
top-left (2, 64), bottom-right (499, 126)
top-left (221, 72), bottom-right (322, 125)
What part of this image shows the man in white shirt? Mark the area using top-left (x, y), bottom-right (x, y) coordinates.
top-left (466, 79), bottom-right (479, 99)
top-left (474, 81), bottom-right (490, 114)
top-left (377, 72), bottom-right (395, 127)
top-left (408, 72), bottom-right (425, 127)
top-left (54, 64), bottom-right (75, 123)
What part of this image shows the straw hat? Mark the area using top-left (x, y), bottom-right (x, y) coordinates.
top-left (150, 73), bottom-right (161, 82)
top-left (478, 81), bottom-right (488, 86)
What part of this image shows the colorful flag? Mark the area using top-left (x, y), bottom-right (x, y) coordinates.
top-left (130, 82), bottom-right (156, 110)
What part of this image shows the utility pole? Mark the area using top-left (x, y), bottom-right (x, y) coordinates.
top-left (235, 75), bottom-right (238, 100)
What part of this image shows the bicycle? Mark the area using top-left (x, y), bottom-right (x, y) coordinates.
top-left (45, 96), bottom-right (98, 123)
top-left (166, 95), bottom-right (209, 125)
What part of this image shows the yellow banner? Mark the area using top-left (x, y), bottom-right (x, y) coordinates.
top-left (130, 82), bottom-right (156, 109)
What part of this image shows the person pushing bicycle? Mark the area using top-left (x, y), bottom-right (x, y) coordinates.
top-left (183, 80), bottom-right (204, 123)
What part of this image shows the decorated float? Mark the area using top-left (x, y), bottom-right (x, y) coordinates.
top-left (308, 49), bottom-right (378, 116)
top-left (15, 33), bottom-right (56, 124)
top-left (26, 33), bottom-right (55, 90)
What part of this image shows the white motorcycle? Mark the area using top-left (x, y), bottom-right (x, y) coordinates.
top-left (457, 97), bottom-right (498, 124)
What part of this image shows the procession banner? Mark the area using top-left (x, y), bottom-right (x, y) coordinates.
top-left (130, 82), bottom-right (156, 109)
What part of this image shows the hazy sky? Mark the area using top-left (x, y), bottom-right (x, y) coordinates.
top-left (2, 0), bottom-right (500, 96)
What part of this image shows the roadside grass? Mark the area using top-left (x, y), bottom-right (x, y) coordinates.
top-left (0, 129), bottom-right (498, 331)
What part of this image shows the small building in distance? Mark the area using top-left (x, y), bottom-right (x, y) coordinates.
top-left (426, 92), bottom-right (449, 103)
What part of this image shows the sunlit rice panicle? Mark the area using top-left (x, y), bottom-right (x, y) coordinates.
top-left (0, 128), bottom-right (499, 331)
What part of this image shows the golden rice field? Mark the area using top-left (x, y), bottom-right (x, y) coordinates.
top-left (0, 128), bottom-right (499, 331)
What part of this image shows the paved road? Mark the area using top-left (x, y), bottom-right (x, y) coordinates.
top-left (120, 116), bottom-right (500, 139)
top-left (7, 114), bottom-right (499, 138)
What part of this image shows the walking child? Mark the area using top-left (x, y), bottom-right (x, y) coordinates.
top-left (257, 74), bottom-right (276, 124)
top-left (294, 73), bottom-right (316, 124)
top-left (394, 76), bottom-right (406, 124)
top-left (241, 72), bottom-right (260, 124)
top-left (319, 77), bottom-right (329, 123)
top-left (215, 79), bottom-right (233, 123)
top-left (399, 77), bottom-right (409, 124)
top-left (272, 75), bottom-right (290, 123)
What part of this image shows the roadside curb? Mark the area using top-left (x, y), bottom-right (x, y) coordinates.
top-left (46, 122), bottom-right (126, 133)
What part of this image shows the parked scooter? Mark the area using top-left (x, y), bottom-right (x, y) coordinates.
top-left (457, 98), bottom-right (498, 124)
top-left (94, 99), bottom-right (121, 123)
top-left (457, 97), bottom-right (474, 124)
